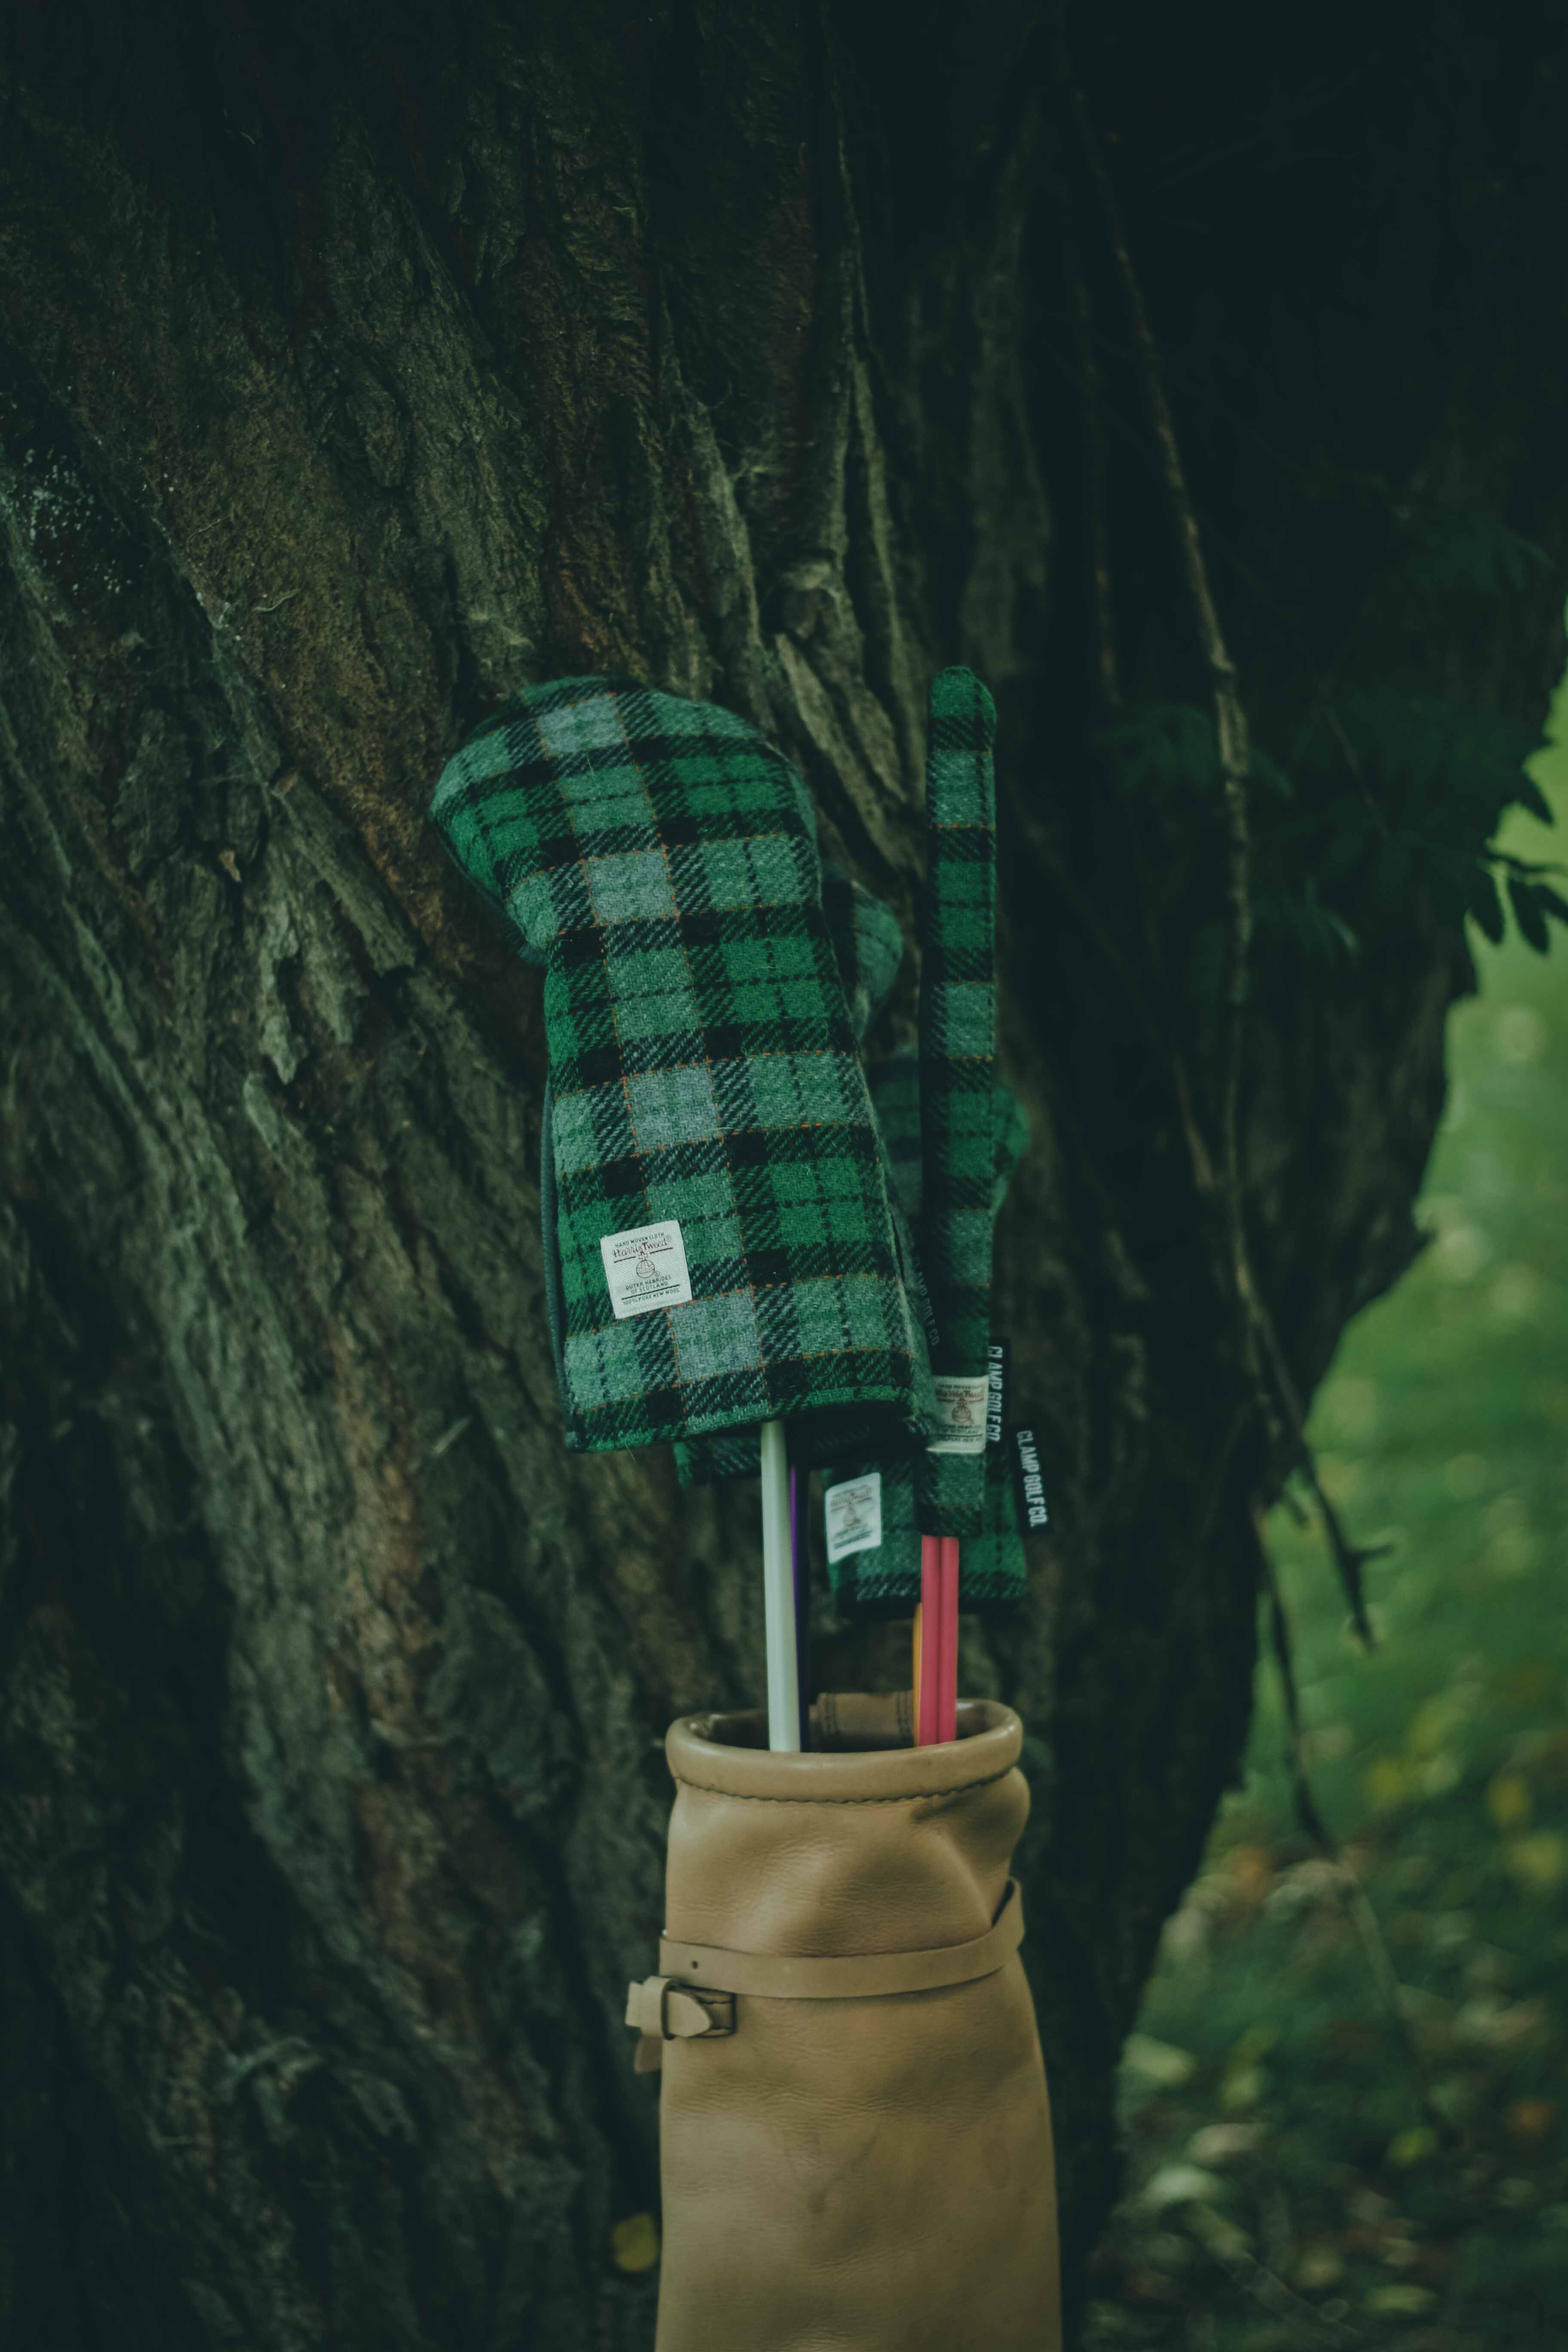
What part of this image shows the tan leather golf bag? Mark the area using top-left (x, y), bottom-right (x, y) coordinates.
top-left (626, 1693), bottom-right (1062, 2350)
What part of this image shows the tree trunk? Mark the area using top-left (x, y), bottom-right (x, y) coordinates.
top-left (1, 6), bottom-right (1562, 2346)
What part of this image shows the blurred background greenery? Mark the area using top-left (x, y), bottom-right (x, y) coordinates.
top-left (1085, 652), bottom-right (1568, 2352)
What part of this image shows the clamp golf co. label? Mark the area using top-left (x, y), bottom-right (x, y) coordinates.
top-left (600, 1219), bottom-right (693, 1318)
top-left (1011, 1427), bottom-right (1050, 1531)
top-left (927, 1374), bottom-right (990, 1455)
top-left (823, 1472), bottom-right (883, 1564)
top-left (986, 1340), bottom-right (1009, 1446)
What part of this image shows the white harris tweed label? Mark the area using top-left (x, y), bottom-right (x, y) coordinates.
top-left (600, 1220), bottom-right (693, 1318)
top-left (927, 1373), bottom-right (990, 1455)
top-left (823, 1472), bottom-right (883, 1564)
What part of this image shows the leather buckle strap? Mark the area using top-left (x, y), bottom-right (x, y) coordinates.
top-left (656, 1878), bottom-right (1025, 2005)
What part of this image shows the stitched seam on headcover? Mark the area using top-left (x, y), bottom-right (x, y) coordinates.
top-left (669, 1762), bottom-right (1016, 1804)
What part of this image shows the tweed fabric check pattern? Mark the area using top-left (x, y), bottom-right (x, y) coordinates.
top-left (820, 860), bottom-right (905, 1043)
top-left (862, 1054), bottom-right (1023, 1284)
top-left (431, 676), bottom-right (937, 1455)
top-left (673, 863), bottom-right (919, 1486)
top-left (827, 1451), bottom-right (1030, 1617)
top-left (828, 1052), bottom-right (1032, 1616)
top-left (918, 667), bottom-right (998, 1369)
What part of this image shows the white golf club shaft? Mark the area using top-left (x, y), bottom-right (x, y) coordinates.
top-left (759, 1418), bottom-right (800, 1751)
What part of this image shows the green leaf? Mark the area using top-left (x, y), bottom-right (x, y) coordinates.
top-left (1536, 882), bottom-right (1568, 928)
top-left (1466, 864), bottom-right (1506, 943)
top-left (1253, 882), bottom-right (1357, 965)
top-left (1325, 692), bottom-right (1538, 833)
top-left (1496, 854), bottom-right (1568, 877)
top-left (1317, 804), bottom-right (1375, 884)
top-left (1508, 876), bottom-right (1552, 953)
top-left (1300, 897), bottom-right (1359, 961)
top-left (1406, 507), bottom-right (1552, 599)
top-left (1248, 745), bottom-right (1295, 800)
top-left (1513, 774), bottom-right (1555, 827)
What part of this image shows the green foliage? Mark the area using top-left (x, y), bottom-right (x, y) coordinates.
top-left (1101, 675), bottom-right (1567, 984)
top-left (1296, 689), bottom-right (1545, 831)
top-left (1099, 518), bottom-right (1567, 988)
top-left (1397, 506), bottom-right (1552, 602)
top-left (1093, 799), bottom-right (1568, 2349)
top-left (1253, 876), bottom-right (1359, 964)
top-left (1293, 690), bottom-right (1564, 954)
top-left (1098, 703), bottom-right (1292, 804)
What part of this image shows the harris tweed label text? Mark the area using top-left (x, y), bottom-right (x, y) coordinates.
top-left (928, 1374), bottom-right (989, 1455)
top-left (601, 1221), bottom-right (693, 1318)
top-left (824, 1472), bottom-right (883, 1564)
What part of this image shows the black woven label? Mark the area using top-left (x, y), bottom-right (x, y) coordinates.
top-left (1011, 1426), bottom-right (1050, 1532)
top-left (986, 1340), bottom-right (1008, 1446)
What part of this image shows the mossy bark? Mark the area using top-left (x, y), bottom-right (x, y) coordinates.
top-left (1, 6), bottom-right (1562, 2347)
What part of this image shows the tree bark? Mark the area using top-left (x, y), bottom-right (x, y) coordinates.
top-left (1, 6), bottom-right (1562, 2346)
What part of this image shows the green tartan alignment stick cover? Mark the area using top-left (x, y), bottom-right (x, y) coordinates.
top-left (828, 1051), bottom-right (1033, 1617)
top-left (430, 675), bottom-right (940, 1456)
top-left (916, 665), bottom-right (999, 1537)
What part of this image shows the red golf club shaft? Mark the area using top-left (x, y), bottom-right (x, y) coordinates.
top-left (937, 1537), bottom-right (959, 1744)
top-left (918, 1536), bottom-right (941, 1746)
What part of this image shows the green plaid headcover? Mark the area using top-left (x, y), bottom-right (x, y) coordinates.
top-left (672, 862), bottom-right (925, 1483)
top-left (820, 860), bottom-right (906, 1043)
top-left (826, 1051), bottom-right (1032, 1617)
top-left (430, 676), bottom-right (939, 1455)
top-left (830, 1450), bottom-right (1029, 1616)
top-left (914, 667), bottom-right (998, 1537)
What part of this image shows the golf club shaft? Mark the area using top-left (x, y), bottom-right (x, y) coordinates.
top-left (938, 1536), bottom-right (960, 1744)
top-left (760, 1418), bottom-right (800, 1751)
top-left (918, 1535), bottom-right (941, 1745)
top-left (790, 1465), bottom-right (811, 1748)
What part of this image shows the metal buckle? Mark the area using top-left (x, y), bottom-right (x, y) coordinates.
top-left (659, 1980), bottom-right (736, 2040)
